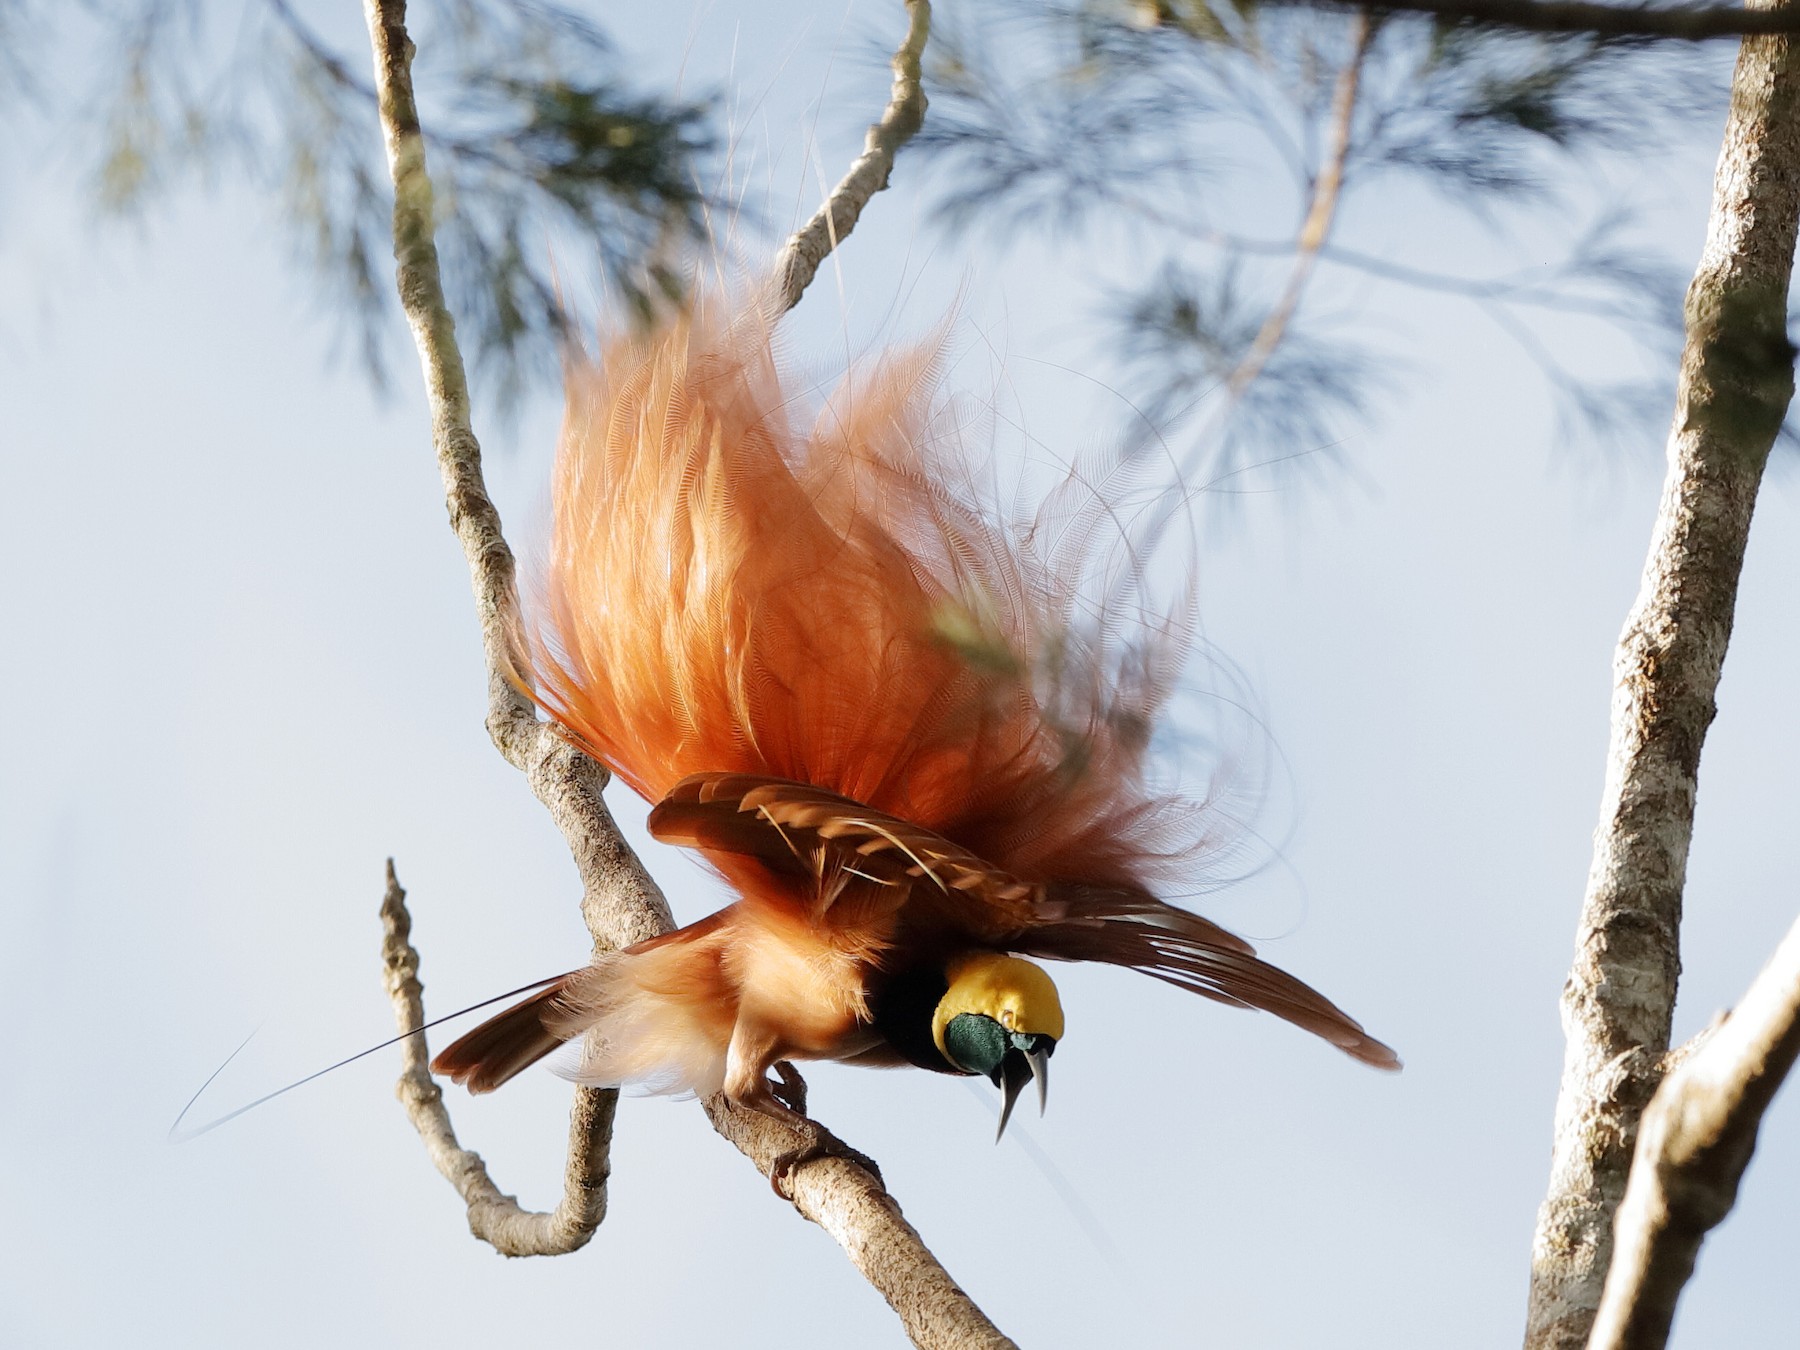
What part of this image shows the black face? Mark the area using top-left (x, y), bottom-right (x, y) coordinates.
top-left (867, 964), bottom-right (961, 1073)
top-left (942, 1012), bottom-right (1056, 1140)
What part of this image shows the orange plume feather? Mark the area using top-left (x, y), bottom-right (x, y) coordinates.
top-left (521, 302), bottom-right (1203, 899)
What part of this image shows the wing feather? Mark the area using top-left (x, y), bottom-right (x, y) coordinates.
top-left (649, 772), bottom-right (1042, 936)
top-left (649, 773), bottom-right (1399, 1070)
top-left (1019, 887), bottom-right (1401, 1070)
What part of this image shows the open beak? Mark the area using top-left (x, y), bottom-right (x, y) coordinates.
top-left (994, 1042), bottom-right (1052, 1142)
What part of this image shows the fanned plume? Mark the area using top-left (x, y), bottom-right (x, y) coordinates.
top-left (520, 301), bottom-right (1207, 897)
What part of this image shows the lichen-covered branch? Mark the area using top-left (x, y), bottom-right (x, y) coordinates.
top-left (1523, 12), bottom-right (1800, 1348)
top-left (767, 0), bottom-right (930, 317)
top-left (361, 2), bottom-right (1006, 1343)
top-left (1587, 910), bottom-right (1800, 1350)
top-left (380, 861), bottom-right (614, 1255)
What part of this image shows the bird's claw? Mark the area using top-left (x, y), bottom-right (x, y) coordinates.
top-left (769, 1120), bottom-right (885, 1201)
top-left (770, 1060), bottom-right (808, 1116)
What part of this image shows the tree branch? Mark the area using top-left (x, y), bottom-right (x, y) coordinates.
top-left (1523, 10), bottom-right (1800, 1347)
top-left (362, 2), bottom-right (1010, 1343)
top-left (702, 1098), bottom-right (1017, 1349)
top-left (1225, 10), bottom-right (1371, 399)
top-left (360, 0), bottom-right (536, 766)
top-left (1305, 0), bottom-right (1800, 39)
top-left (380, 860), bottom-right (614, 1255)
top-left (767, 0), bottom-right (931, 317)
top-left (1587, 909), bottom-right (1800, 1350)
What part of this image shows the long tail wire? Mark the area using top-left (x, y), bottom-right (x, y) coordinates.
top-left (168, 973), bottom-right (570, 1143)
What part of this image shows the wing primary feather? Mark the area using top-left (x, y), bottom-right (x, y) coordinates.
top-left (1018, 917), bottom-right (1399, 1071)
top-left (753, 803), bottom-right (811, 872)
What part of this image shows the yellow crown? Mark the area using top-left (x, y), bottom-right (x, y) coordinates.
top-left (931, 952), bottom-right (1065, 1062)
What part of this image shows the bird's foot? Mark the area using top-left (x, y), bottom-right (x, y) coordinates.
top-left (770, 1060), bottom-right (808, 1116)
top-left (770, 1118), bottom-right (885, 1201)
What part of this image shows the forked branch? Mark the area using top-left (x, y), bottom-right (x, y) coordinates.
top-left (1523, 9), bottom-right (1800, 1347)
top-left (1586, 910), bottom-right (1800, 1350)
top-left (360, 2), bottom-right (1005, 1345)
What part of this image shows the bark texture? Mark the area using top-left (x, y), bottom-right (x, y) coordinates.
top-left (1588, 910), bottom-right (1800, 1350)
top-left (363, 2), bottom-right (1008, 1344)
top-left (1523, 14), bottom-right (1800, 1347)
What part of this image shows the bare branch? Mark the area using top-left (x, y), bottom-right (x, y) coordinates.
top-left (1225, 11), bottom-right (1372, 399)
top-left (767, 0), bottom-right (931, 316)
top-left (361, 0), bottom-right (536, 763)
top-left (1588, 910), bottom-right (1800, 1350)
top-left (1523, 10), bottom-right (1800, 1347)
top-left (702, 1098), bottom-right (1018, 1350)
top-left (1293, 0), bottom-right (1800, 39)
top-left (380, 860), bottom-right (613, 1255)
top-left (360, 3), bottom-right (1009, 1342)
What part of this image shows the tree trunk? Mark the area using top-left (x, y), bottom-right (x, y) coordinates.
top-left (1523, 11), bottom-right (1800, 1347)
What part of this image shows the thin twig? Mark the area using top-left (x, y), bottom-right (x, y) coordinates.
top-left (1313, 244), bottom-right (1664, 320)
top-left (1143, 9), bottom-right (1369, 496)
top-left (1522, 8), bottom-right (1800, 1347)
top-left (1588, 910), bottom-right (1800, 1350)
top-left (767, 0), bottom-right (931, 317)
top-left (1225, 11), bottom-right (1371, 400)
top-left (265, 0), bottom-right (376, 102)
top-left (361, 2), bottom-right (1009, 1342)
top-left (380, 860), bottom-right (614, 1255)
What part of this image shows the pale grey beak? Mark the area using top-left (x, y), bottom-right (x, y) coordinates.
top-left (994, 1044), bottom-right (1052, 1141)
top-left (1025, 1045), bottom-right (1050, 1116)
top-left (995, 1051), bottom-right (1032, 1142)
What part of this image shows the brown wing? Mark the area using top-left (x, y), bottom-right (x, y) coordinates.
top-left (1018, 884), bottom-right (1401, 1070)
top-left (647, 772), bottom-right (1042, 940)
top-left (648, 772), bottom-right (1399, 1070)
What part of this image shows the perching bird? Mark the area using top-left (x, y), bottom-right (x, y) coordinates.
top-left (432, 297), bottom-right (1398, 1169)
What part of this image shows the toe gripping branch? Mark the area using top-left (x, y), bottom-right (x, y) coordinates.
top-left (763, 1062), bottom-right (886, 1201)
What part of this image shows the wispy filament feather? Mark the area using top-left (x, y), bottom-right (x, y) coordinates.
top-left (523, 306), bottom-right (1199, 897)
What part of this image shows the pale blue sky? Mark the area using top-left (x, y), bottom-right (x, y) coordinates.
top-left (2, 4), bottom-right (1796, 1347)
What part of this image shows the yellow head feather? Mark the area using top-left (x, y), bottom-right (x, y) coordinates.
top-left (931, 952), bottom-right (1066, 1061)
